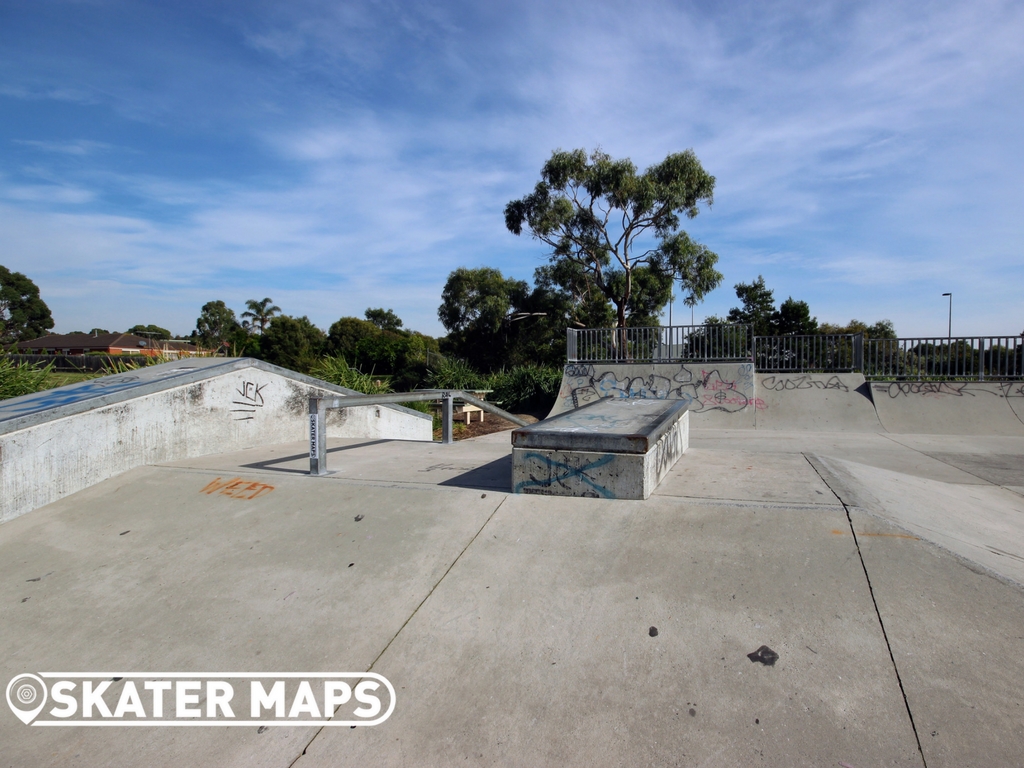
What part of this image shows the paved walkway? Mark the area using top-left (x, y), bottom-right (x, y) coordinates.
top-left (2, 429), bottom-right (1022, 766)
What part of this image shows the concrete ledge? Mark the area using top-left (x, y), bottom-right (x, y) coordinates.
top-left (512, 399), bottom-right (688, 499)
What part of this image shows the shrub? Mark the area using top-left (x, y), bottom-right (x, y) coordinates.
top-left (425, 356), bottom-right (487, 390)
top-left (0, 356), bottom-right (54, 400)
top-left (488, 365), bottom-right (562, 412)
top-left (309, 356), bottom-right (393, 394)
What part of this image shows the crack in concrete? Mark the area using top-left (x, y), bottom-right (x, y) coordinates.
top-left (805, 453), bottom-right (928, 768)
top-left (286, 495), bottom-right (509, 767)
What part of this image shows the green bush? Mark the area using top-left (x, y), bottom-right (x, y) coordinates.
top-left (487, 365), bottom-right (562, 412)
top-left (425, 356), bottom-right (487, 390)
top-left (0, 356), bottom-right (54, 400)
top-left (309, 356), bottom-right (393, 394)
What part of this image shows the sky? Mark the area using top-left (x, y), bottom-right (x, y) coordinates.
top-left (1, 0), bottom-right (1022, 339)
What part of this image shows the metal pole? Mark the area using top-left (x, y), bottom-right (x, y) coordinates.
top-left (309, 397), bottom-right (328, 476)
top-left (941, 293), bottom-right (952, 377)
top-left (441, 392), bottom-right (454, 444)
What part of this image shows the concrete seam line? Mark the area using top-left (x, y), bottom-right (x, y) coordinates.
top-left (287, 495), bottom-right (509, 766)
top-left (804, 453), bottom-right (928, 768)
top-left (650, 493), bottom-right (845, 512)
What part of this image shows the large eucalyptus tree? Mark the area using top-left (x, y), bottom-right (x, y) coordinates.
top-left (504, 148), bottom-right (723, 330)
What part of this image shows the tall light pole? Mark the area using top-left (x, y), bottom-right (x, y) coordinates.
top-left (941, 292), bottom-right (952, 377)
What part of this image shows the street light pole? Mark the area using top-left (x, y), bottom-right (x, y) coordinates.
top-left (941, 292), bottom-right (952, 377)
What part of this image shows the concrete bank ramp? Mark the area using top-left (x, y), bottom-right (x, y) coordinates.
top-left (552, 362), bottom-right (1024, 435)
top-left (0, 358), bottom-right (431, 523)
top-left (754, 372), bottom-right (882, 431)
top-left (811, 454), bottom-right (1024, 587)
top-left (870, 380), bottom-right (1024, 436)
top-left (1005, 380), bottom-right (1024, 423)
top-left (551, 361), bottom-right (757, 428)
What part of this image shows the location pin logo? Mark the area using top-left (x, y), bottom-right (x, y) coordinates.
top-left (6, 674), bottom-right (47, 725)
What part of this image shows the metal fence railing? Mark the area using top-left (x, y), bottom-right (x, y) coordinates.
top-left (753, 334), bottom-right (862, 373)
top-left (567, 324), bottom-right (752, 363)
top-left (567, 326), bottom-right (1024, 381)
top-left (863, 336), bottom-right (1024, 380)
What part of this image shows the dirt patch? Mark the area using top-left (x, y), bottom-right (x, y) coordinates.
top-left (432, 410), bottom-right (545, 441)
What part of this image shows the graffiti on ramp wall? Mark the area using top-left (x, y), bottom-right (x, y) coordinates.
top-left (559, 363), bottom-right (764, 413)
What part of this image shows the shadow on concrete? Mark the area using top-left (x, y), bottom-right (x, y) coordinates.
top-left (439, 454), bottom-right (512, 492)
top-left (240, 440), bottom-right (394, 475)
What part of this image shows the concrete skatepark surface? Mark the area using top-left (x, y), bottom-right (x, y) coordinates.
top-left (3, 422), bottom-right (1024, 766)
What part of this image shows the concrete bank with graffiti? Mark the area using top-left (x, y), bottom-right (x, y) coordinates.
top-left (0, 358), bottom-right (431, 522)
top-left (550, 362), bottom-right (1024, 435)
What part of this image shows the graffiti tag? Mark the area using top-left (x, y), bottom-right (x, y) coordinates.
top-left (514, 452), bottom-right (616, 498)
top-left (762, 375), bottom-right (850, 393)
top-left (232, 381), bottom-right (267, 421)
top-left (200, 477), bottom-right (275, 500)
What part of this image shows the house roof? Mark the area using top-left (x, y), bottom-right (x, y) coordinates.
top-left (17, 333), bottom-right (198, 352)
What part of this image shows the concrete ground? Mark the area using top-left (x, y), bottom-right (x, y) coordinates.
top-left (2, 428), bottom-right (1023, 767)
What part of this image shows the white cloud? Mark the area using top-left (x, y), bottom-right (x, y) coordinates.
top-left (1, 0), bottom-right (1022, 338)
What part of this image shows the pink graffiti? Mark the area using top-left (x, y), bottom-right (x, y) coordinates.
top-left (701, 371), bottom-right (736, 391)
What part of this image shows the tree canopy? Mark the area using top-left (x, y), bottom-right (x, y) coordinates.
top-left (195, 300), bottom-right (240, 349)
top-left (364, 307), bottom-right (403, 332)
top-left (505, 148), bottom-right (723, 329)
top-left (259, 315), bottom-right (325, 373)
top-left (325, 315), bottom-right (439, 389)
top-left (439, 267), bottom-right (528, 369)
top-left (437, 266), bottom-right (573, 370)
top-left (241, 298), bottom-right (281, 335)
top-left (819, 318), bottom-right (897, 339)
top-left (724, 276), bottom-right (818, 336)
top-left (0, 265), bottom-right (54, 344)
top-left (128, 324), bottom-right (171, 340)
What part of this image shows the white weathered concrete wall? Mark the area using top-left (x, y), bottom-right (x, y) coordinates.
top-left (0, 367), bottom-right (431, 523)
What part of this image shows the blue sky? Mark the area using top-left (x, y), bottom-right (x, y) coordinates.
top-left (2, 0), bottom-right (1022, 338)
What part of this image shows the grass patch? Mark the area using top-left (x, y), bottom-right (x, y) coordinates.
top-left (46, 371), bottom-right (98, 387)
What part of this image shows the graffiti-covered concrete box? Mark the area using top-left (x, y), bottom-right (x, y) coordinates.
top-left (511, 398), bottom-right (688, 500)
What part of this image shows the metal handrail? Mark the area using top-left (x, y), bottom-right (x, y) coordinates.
top-left (308, 390), bottom-right (530, 475)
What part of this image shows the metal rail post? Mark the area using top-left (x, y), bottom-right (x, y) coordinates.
top-left (440, 392), bottom-right (454, 444)
top-left (309, 396), bottom-right (328, 475)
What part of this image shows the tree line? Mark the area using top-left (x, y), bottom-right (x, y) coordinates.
top-left (2, 145), bottom-right (898, 393)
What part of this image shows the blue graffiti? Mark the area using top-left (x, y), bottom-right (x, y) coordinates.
top-left (0, 374), bottom-right (147, 420)
top-left (514, 452), bottom-right (616, 498)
